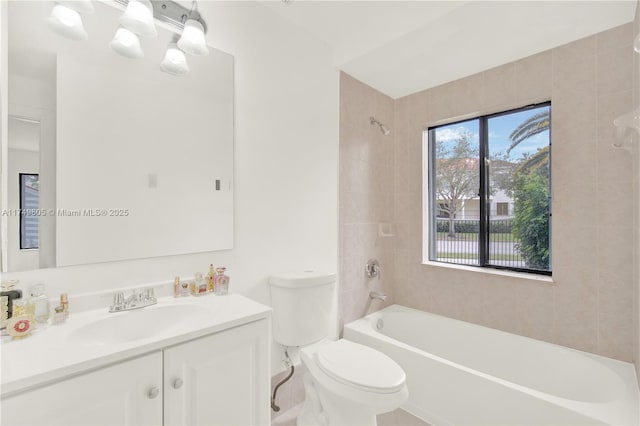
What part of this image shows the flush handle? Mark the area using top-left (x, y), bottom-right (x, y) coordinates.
top-left (147, 387), bottom-right (160, 399)
top-left (173, 378), bottom-right (184, 389)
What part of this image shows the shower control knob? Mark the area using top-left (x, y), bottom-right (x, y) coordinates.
top-left (173, 378), bottom-right (184, 389)
top-left (147, 387), bottom-right (160, 399)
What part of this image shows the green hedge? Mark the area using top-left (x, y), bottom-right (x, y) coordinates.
top-left (436, 219), bottom-right (512, 234)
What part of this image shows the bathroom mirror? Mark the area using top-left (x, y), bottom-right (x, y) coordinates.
top-left (1, 1), bottom-right (234, 272)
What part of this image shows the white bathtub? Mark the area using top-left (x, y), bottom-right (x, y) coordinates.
top-left (344, 305), bottom-right (639, 425)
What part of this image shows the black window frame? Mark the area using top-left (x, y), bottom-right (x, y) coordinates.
top-left (427, 101), bottom-right (552, 276)
top-left (19, 173), bottom-right (39, 250)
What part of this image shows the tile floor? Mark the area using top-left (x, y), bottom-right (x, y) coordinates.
top-left (271, 403), bottom-right (429, 426)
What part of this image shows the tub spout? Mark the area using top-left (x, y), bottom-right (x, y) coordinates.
top-left (369, 291), bottom-right (387, 301)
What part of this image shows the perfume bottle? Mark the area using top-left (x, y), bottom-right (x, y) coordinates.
top-left (60, 293), bottom-right (69, 320)
top-left (192, 272), bottom-right (209, 296)
top-left (214, 268), bottom-right (229, 296)
top-left (173, 276), bottom-right (180, 298)
top-left (207, 264), bottom-right (215, 292)
top-left (1, 280), bottom-right (22, 321)
top-left (28, 283), bottom-right (50, 325)
top-left (6, 299), bottom-right (34, 339)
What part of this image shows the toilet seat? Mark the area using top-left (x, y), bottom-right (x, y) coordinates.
top-left (315, 339), bottom-right (406, 394)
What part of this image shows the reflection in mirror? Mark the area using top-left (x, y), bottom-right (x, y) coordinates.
top-left (2, 1), bottom-right (234, 272)
top-left (8, 117), bottom-right (41, 271)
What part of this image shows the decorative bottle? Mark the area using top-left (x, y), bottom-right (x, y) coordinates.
top-left (207, 264), bottom-right (215, 292)
top-left (1, 280), bottom-right (22, 324)
top-left (214, 267), bottom-right (229, 296)
top-left (28, 283), bottom-right (50, 325)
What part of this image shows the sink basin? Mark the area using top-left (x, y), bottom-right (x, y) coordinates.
top-left (68, 304), bottom-right (210, 345)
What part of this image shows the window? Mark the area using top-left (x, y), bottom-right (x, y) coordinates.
top-left (496, 202), bottom-right (509, 216)
top-left (426, 103), bottom-right (551, 275)
top-left (19, 173), bottom-right (39, 250)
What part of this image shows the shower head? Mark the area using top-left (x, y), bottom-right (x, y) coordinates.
top-left (370, 116), bottom-right (391, 136)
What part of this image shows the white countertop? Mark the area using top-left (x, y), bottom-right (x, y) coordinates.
top-left (1, 294), bottom-right (271, 398)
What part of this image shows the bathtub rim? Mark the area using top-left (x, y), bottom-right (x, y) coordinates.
top-left (344, 304), bottom-right (640, 426)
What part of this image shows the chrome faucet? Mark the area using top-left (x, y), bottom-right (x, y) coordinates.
top-left (365, 259), bottom-right (381, 280)
top-left (109, 287), bottom-right (157, 312)
top-left (369, 291), bottom-right (387, 301)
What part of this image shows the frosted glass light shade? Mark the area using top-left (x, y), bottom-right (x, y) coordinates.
top-left (177, 19), bottom-right (208, 56)
top-left (160, 43), bottom-right (189, 76)
top-left (46, 4), bottom-right (88, 41)
top-left (58, 0), bottom-right (94, 14)
top-left (110, 27), bottom-right (144, 59)
top-left (119, 0), bottom-right (157, 38)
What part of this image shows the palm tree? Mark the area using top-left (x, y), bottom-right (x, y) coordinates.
top-left (506, 110), bottom-right (550, 154)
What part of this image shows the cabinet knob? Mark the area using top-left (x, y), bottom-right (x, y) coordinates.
top-left (148, 387), bottom-right (160, 399)
top-left (173, 378), bottom-right (184, 389)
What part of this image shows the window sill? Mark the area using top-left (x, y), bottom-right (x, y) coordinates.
top-left (422, 260), bottom-right (555, 284)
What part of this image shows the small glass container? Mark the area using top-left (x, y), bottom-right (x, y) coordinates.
top-left (214, 268), bottom-right (229, 296)
top-left (1, 296), bottom-right (8, 329)
top-left (179, 280), bottom-right (190, 297)
top-left (1, 280), bottom-right (22, 320)
top-left (52, 306), bottom-right (66, 325)
top-left (29, 283), bottom-right (50, 325)
top-left (192, 272), bottom-right (209, 296)
top-left (7, 299), bottom-right (34, 339)
top-left (173, 276), bottom-right (180, 298)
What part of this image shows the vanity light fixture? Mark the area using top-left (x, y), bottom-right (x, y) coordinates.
top-left (46, 2), bottom-right (91, 41)
top-left (110, 26), bottom-right (144, 59)
top-left (119, 0), bottom-right (157, 38)
top-left (177, 2), bottom-right (208, 57)
top-left (46, 0), bottom-right (209, 75)
top-left (160, 41), bottom-right (190, 75)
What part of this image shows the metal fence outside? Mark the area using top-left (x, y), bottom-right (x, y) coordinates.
top-left (435, 218), bottom-right (525, 267)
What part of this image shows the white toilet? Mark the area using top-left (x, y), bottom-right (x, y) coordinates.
top-left (269, 271), bottom-right (408, 426)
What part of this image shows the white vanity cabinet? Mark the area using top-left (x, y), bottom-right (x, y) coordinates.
top-left (2, 352), bottom-right (163, 425)
top-left (2, 319), bottom-right (269, 426)
top-left (164, 319), bottom-right (269, 425)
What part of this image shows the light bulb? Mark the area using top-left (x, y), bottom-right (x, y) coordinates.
top-left (119, 0), bottom-right (157, 38)
top-left (160, 43), bottom-right (189, 76)
top-left (177, 19), bottom-right (208, 56)
top-left (110, 27), bottom-right (144, 59)
top-left (46, 3), bottom-right (88, 41)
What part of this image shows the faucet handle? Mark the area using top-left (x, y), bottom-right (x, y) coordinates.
top-left (365, 259), bottom-right (381, 280)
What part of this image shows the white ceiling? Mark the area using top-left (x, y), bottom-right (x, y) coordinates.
top-left (260, 0), bottom-right (637, 99)
top-left (10, 1), bottom-right (637, 100)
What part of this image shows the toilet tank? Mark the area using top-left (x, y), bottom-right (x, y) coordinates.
top-left (269, 271), bottom-right (336, 347)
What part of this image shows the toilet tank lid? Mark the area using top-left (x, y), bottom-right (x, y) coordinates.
top-left (269, 271), bottom-right (336, 288)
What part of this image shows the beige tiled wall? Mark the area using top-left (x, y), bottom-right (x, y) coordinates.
top-left (339, 72), bottom-right (397, 330)
top-left (393, 23), bottom-right (636, 362)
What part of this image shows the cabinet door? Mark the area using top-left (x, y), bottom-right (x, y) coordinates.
top-left (2, 352), bottom-right (162, 426)
top-left (164, 319), bottom-right (270, 426)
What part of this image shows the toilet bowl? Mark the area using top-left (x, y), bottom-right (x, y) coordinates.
top-left (297, 339), bottom-right (408, 426)
top-left (268, 271), bottom-right (408, 426)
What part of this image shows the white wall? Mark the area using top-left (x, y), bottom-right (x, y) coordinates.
top-left (1, 2), bottom-right (339, 375)
top-left (1, 0), bottom-right (8, 271)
